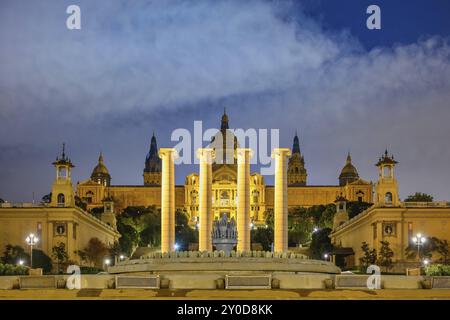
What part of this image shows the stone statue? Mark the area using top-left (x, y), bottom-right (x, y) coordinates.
top-left (212, 213), bottom-right (238, 253)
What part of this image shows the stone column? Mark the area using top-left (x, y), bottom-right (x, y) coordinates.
top-left (197, 148), bottom-right (215, 252)
top-left (237, 148), bottom-right (253, 252)
top-left (159, 148), bottom-right (178, 253)
top-left (272, 148), bottom-right (291, 253)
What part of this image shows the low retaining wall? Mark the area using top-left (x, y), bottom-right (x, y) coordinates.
top-left (1, 274), bottom-right (449, 290)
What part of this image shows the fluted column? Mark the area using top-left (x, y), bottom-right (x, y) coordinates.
top-left (159, 148), bottom-right (178, 253)
top-left (272, 148), bottom-right (291, 253)
top-left (197, 148), bottom-right (215, 252)
top-left (237, 148), bottom-right (253, 252)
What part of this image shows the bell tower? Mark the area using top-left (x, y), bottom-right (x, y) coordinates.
top-left (287, 131), bottom-right (307, 186)
top-left (50, 143), bottom-right (75, 207)
top-left (143, 132), bottom-right (162, 185)
top-left (102, 195), bottom-right (117, 230)
top-left (375, 150), bottom-right (399, 206)
top-left (333, 195), bottom-right (349, 229)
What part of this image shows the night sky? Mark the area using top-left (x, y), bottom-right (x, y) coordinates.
top-left (1, 0), bottom-right (450, 202)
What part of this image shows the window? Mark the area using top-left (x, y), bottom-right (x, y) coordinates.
top-left (57, 193), bottom-right (65, 206)
top-left (58, 167), bottom-right (67, 179)
top-left (383, 166), bottom-right (392, 178)
top-left (385, 192), bottom-right (393, 204)
top-left (85, 191), bottom-right (94, 204)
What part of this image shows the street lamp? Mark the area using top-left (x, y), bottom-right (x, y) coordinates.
top-left (313, 227), bottom-right (319, 233)
top-left (412, 233), bottom-right (426, 260)
top-left (174, 243), bottom-right (180, 251)
top-left (423, 259), bottom-right (430, 267)
top-left (119, 255), bottom-right (125, 261)
top-left (323, 253), bottom-right (329, 261)
top-left (25, 233), bottom-right (38, 268)
top-left (18, 260), bottom-right (24, 266)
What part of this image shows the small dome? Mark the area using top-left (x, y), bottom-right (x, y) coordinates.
top-left (339, 153), bottom-right (359, 186)
top-left (92, 153), bottom-right (109, 175)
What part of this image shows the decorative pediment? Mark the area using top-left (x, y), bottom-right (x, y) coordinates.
top-left (349, 178), bottom-right (371, 185)
top-left (212, 165), bottom-right (237, 184)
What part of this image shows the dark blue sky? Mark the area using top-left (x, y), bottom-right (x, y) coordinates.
top-left (1, 0), bottom-right (450, 202)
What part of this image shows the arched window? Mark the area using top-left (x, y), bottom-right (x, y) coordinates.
top-left (57, 193), bottom-right (65, 206)
top-left (295, 167), bottom-right (299, 174)
top-left (383, 166), bottom-right (392, 178)
top-left (85, 191), bottom-right (94, 204)
top-left (58, 167), bottom-right (67, 179)
top-left (385, 192), bottom-right (393, 204)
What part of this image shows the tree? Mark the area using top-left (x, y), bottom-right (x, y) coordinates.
top-left (404, 192), bottom-right (434, 202)
top-left (0, 198), bottom-right (4, 203)
top-left (251, 227), bottom-right (273, 251)
top-left (359, 242), bottom-right (377, 272)
top-left (377, 241), bottom-right (394, 273)
top-left (52, 242), bottom-right (68, 274)
top-left (264, 209), bottom-right (274, 229)
top-left (435, 239), bottom-right (450, 264)
top-left (77, 238), bottom-right (109, 268)
top-left (41, 193), bottom-right (51, 204)
top-left (405, 237), bottom-right (436, 260)
top-left (175, 209), bottom-right (198, 251)
top-left (90, 206), bottom-right (104, 219)
top-left (75, 196), bottom-right (87, 211)
top-left (1, 244), bottom-right (29, 265)
top-left (347, 201), bottom-right (373, 219)
top-left (309, 228), bottom-right (333, 260)
top-left (31, 249), bottom-right (53, 273)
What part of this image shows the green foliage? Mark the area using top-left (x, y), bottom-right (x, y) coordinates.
top-left (79, 266), bottom-right (104, 274)
top-left (52, 242), bottom-right (68, 274)
top-left (77, 237), bottom-right (109, 267)
top-left (41, 193), bottom-right (51, 204)
top-left (405, 237), bottom-right (450, 263)
top-left (251, 227), bottom-right (273, 251)
top-left (404, 192), bottom-right (434, 202)
top-left (377, 241), bottom-right (394, 272)
top-left (1, 244), bottom-right (29, 265)
top-left (0, 263), bottom-right (28, 276)
top-left (264, 209), bottom-right (274, 229)
top-left (31, 249), bottom-right (53, 273)
top-left (75, 195), bottom-right (87, 211)
top-left (359, 242), bottom-right (377, 272)
top-left (425, 264), bottom-right (450, 276)
top-left (175, 209), bottom-right (198, 251)
top-left (347, 201), bottom-right (373, 219)
top-left (90, 206), bottom-right (104, 219)
top-left (309, 228), bottom-right (333, 260)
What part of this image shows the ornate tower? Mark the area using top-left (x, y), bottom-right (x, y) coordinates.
top-left (102, 196), bottom-right (117, 230)
top-left (339, 152), bottom-right (359, 186)
top-left (50, 143), bottom-right (75, 207)
top-left (375, 150), bottom-right (399, 206)
top-left (143, 133), bottom-right (162, 185)
top-left (210, 108), bottom-right (238, 167)
top-left (287, 132), bottom-right (307, 186)
top-left (91, 152), bottom-right (111, 186)
top-left (333, 195), bottom-right (349, 229)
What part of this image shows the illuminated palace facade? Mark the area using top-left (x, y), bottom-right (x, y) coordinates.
top-left (77, 112), bottom-right (373, 225)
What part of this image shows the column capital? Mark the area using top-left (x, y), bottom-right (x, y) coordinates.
top-left (196, 148), bottom-right (216, 163)
top-left (159, 148), bottom-right (179, 159)
top-left (271, 148), bottom-right (291, 158)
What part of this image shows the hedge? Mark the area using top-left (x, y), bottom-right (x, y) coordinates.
top-left (0, 263), bottom-right (28, 276)
top-left (425, 264), bottom-right (450, 276)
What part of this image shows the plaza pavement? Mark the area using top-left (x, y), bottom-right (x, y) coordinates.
top-left (0, 289), bottom-right (450, 300)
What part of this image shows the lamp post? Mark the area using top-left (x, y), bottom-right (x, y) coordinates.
top-left (412, 233), bottom-right (426, 261)
top-left (25, 233), bottom-right (38, 268)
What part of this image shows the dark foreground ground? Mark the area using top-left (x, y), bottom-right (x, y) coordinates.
top-left (1, 289), bottom-right (450, 300)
